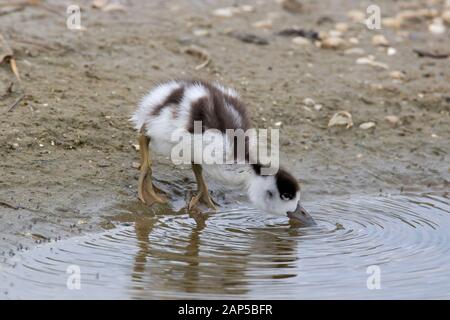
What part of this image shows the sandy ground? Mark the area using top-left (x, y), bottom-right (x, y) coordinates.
top-left (0, 0), bottom-right (449, 256)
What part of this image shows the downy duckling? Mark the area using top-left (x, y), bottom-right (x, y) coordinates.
top-left (131, 79), bottom-right (315, 225)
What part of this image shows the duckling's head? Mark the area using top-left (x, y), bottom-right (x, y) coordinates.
top-left (247, 165), bottom-right (315, 226)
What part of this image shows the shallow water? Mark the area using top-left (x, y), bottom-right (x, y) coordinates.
top-left (1, 194), bottom-right (450, 299)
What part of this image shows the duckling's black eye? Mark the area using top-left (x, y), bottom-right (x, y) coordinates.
top-left (266, 190), bottom-right (273, 198)
top-left (281, 193), bottom-right (293, 200)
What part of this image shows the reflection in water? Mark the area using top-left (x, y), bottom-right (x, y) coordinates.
top-left (1, 194), bottom-right (450, 299)
top-left (128, 209), bottom-right (292, 298)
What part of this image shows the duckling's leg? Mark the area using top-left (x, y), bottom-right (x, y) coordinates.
top-left (188, 164), bottom-right (218, 211)
top-left (137, 131), bottom-right (166, 205)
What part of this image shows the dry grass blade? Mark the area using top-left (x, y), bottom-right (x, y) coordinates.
top-left (182, 45), bottom-right (211, 70)
top-left (9, 57), bottom-right (20, 80)
top-left (0, 33), bottom-right (21, 81)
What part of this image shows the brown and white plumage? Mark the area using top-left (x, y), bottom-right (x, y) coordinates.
top-left (131, 79), bottom-right (315, 225)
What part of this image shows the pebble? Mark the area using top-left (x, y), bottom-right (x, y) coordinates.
top-left (443, 11), bottom-right (450, 24)
top-left (131, 162), bottom-right (140, 169)
top-left (390, 70), bottom-right (406, 80)
top-left (314, 104), bottom-right (323, 111)
top-left (382, 17), bottom-right (402, 29)
top-left (344, 47), bottom-right (365, 55)
top-left (372, 34), bottom-right (389, 46)
top-left (356, 56), bottom-right (389, 70)
top-left (321, 36), bottom-right (346, 49)
top-left (292, 37), bottom-right (310, 45)
top-left (359, 122), bottom-right (376, 130)
top-left (212, 7), bottom-right (238, 18)
top-left (347, 10), bottom-right (365, 23)
top-left (193, 29), bottom-right (210, 37)
top-left (303, 98), bottom-right (315, 106)
top-left (335, 22), bottom-right (349, 32)
top-left (385, 115), bottom-right (400, 125)
top-left (280, 0), bottom-right (303, 14)
top-left (328, 30), bottom-right (343, 38)
top-left (252, 20), bottom-right (273, 29)
top-left (387, 47), bottom-right (397, 56)
top-left (241, 5), bottom-right (254, 12)
top-left (429, 18), bottom-right (446, 34)
top-left (328, 111), bottom-right (353, 129)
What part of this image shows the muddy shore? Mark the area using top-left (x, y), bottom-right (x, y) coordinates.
top-left (1, 0), bottom-right (449, 257)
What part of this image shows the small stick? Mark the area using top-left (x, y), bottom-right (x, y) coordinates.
top-left (6, 93), bottom-right (25, 112)
top-left (0, 201), bottom-right (19, 210)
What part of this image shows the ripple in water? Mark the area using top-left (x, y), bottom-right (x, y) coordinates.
top-left (1, 194), bottom-right (450, 299)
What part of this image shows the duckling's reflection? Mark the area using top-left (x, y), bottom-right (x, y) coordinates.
top-left (127, 205), bottom-right (301, 299)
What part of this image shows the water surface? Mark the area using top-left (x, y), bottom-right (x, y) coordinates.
top-left (1, 194), bottom-right (449, 299)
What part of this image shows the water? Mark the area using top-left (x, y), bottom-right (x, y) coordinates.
top-left (1, 194), bottom-right (450, 299)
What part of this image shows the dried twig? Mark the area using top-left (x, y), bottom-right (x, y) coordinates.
top-left (413, 49), bottom-right (450, 59)
top-left (0, 200), bottom-right (19, 210)
top-left (0, 5), bottom-right (24, 16)
top-left (6, 93), bottom-right (25, 112)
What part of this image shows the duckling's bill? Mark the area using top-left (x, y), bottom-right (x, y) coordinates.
top-left (287, 203), bottom-right (316, 226)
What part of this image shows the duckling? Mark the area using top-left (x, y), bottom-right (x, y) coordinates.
top-left (131, 79), bottom-right (315, 225)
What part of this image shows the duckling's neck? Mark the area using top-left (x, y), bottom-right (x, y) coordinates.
top-left (201, 163), bottom-right (255, 188)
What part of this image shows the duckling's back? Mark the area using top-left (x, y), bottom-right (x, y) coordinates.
top-left (131, 79), bottom-right (251, 156)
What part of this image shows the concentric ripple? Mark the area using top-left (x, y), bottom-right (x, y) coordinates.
top-left (1, 194), bottom-right (450, 299)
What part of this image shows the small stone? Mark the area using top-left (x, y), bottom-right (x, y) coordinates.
top-left (344, 47), bottom-right (365, 55)
top-left (132, 143), bottom-right (140, 151)
top-left (382, 17), bottom-right (402, 29)
top-left (321, 36), bottom-right (346, 49)
top-left (356, 56), bottom-right (389, 70)
top-left (212, 7), bottom-right (238, 18)
top-left (314, 104), bottom-right (323, 111)
top-left (442, 11), bottom-right (450, 24)
top-left (280, 0), bottom-right (303, 14)
top-left (372, 34), bottom-right (389, 46)
top-left (292, 37), bottom-right (310, 45)
top-left (349, 37), bottom-right (359, 44)
top-left (193, 29), bottom-right (210, 37)
top-left (429, 18), bottom-right (446, 34)
top-left (328, 30), bottom-right (343, 38)
top-left (274, 121), bottom-right (282, 126)
top-left (390, 70), bottom-right (405, 80)
top-left (335, 22), bottom-right (349, 32)
top-left (252, 20), bottom-right (273, 29)
top-left (359, 122), bottom-right (376, 130)
top-left (385, 115), bottom-right (400, 125)
top-left (328, 111), bottom-right (353, 129)
top-left (303, 98), bottom-right (315, 106)
top-left (240, 5), bottom-right (254, 12)
top-left (347, 10), bottom-right (365, 23)
top-left (131, 162), bottom-right (141, 169)
top-left (387, 47), bottom-right (397, 56)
